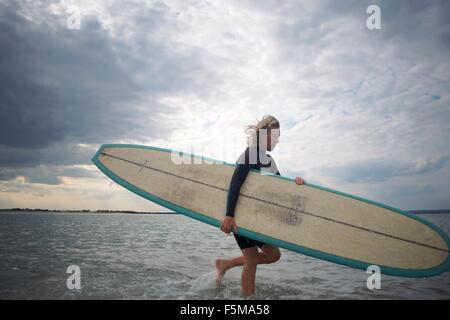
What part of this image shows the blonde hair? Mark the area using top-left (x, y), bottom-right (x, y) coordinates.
top-left (245, 115), bottom-right (280, 147)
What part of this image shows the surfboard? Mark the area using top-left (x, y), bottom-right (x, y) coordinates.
top-left (92, 144), bottom-right (450, 277)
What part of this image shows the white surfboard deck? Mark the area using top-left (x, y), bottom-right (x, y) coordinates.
top-left (92, 144), bottom-right (450, 277)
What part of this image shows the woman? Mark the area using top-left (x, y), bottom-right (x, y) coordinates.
top-left (216, 115), bottom-right (305, 297)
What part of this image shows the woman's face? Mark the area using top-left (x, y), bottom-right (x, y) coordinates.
top-left (267, 128), bottom-right (280, 151)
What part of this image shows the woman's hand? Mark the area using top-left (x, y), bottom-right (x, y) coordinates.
top-left (295, 176), bottom-right (305, 185)
top-left (220, 216), bottom-right (238, 234)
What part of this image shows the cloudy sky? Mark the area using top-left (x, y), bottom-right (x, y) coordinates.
top-left (0, 0), bottom-right (449, 211)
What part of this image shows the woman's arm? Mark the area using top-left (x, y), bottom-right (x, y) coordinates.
top-left (226, 163), bottom-right (252, 217)
top-left (220, 163), bottom-right (253, 234)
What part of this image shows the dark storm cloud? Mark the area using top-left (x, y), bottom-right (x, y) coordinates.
top-left (0, 143), bottom-right (95, 168)
top-left (0, 1), bottom-right (209, 183)
top-left (0, 1), bottom-right (198, 148)
top-left (0, 164), bottom-right (99, 185)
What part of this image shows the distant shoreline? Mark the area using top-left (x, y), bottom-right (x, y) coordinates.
top-left (0, 208), bottom-right (449, 215)
top-left (407, 210), bottom-right (450, 214)
top-left (0, 208), bottom-right (178, 214)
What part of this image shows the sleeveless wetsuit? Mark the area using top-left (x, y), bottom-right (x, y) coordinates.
top-left (225, 146), bottom-right (280, 250)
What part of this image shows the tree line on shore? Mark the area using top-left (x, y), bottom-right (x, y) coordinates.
top-left (0, 208), bottom-right (177, 214)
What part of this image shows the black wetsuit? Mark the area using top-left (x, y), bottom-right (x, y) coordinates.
top-left (225, 146), bottom-right (280, 250)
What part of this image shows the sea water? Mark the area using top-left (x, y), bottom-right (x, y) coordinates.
top-left (0, 212), bottom-right (449, 299)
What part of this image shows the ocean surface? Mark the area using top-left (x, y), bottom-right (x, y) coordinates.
top-left (0, 212), bottom-right (449, 300)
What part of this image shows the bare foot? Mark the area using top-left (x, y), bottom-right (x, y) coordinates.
top-left (215, 259), bottom-right (227, 287)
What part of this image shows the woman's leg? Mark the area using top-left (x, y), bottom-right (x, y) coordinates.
top-left (241, 246), bottom-right (258, 297)
top-left (215, 245), bottom-right (281, 286)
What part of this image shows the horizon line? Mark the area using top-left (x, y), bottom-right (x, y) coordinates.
top-left (1, 208), bottom-right (450, 214)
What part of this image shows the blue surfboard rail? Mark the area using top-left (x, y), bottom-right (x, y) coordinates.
top-left (92, 143), bottom-right (450, 278)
